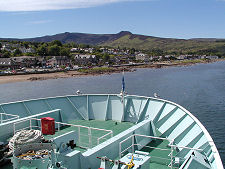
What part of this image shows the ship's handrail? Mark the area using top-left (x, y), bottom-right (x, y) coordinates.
top-left (36, 119), bottom-right (113, 148)
top-left (97, 131), bottom-right (113, 145)
top-left (119, 134), bottom-right (204, 169)
top-left (126, 94), bottom-right (223, 168)
top-left (13, 109), bottom-right (61, 134)
top-left (13, 117), bottom-right (113, 149)
top-left (0, 113), bottom-right (19, 124)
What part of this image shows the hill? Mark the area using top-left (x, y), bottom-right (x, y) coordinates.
top-left (1, 31), bottom-right (225, 55)
top-left (0, 31), bottom-right (133, 45)
top-left (101, 32), bottom-right (225, 54)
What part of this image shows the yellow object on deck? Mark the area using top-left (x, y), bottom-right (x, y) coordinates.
top-left (126, 155), bottom-right (135, 169)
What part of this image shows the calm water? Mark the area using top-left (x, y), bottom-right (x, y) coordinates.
top-left (0, 61), bottom-right (225, 165)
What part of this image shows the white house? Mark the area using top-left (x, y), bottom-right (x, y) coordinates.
top-left (74, 54), bottom-right (96, 65)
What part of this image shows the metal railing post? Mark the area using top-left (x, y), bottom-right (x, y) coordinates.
top-left (88, 127), bottom-right (92, 148)
top-left (58, 123), bottom-right (60, 131)
top-left (97, 138), bottom-right (100, 145)
top-left (40, 119), bottom-right (42, 132)
top-left (170, 140), bottom-right (173, 169)
top-left (78, 126), bottom-right (80, 145)
top-left (132, 135), bottom-right (135, 153)
top-left (29, 119), bottom-right (32, 130)
top-left (119, 142), bottom-right (121, 158)
top-left (13, 122), bottom-right (16, 135)
top-left (0, 113), bottom-right (2, 124)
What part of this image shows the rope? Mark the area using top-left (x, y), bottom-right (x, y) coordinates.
top-left (8, 129), bottom-right (44, 152)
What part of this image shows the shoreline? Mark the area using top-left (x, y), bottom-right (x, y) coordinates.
top-left (0, 59), bottom-right (224, 85)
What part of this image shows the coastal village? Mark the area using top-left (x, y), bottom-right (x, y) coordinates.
top-left (0, 40), bottom-right (220, 75)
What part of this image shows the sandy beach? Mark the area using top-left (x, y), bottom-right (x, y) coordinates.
top-left (0, 71), bottom-right (88, 84)
top-left (0, 66), bottom-right (133, 84)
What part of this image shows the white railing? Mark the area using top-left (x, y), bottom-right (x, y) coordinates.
top-left (0, 113), bottom-right (19, 124)
top-left (97, 131), bottom-right (114, 145)
top-left (13, 118), bottom-right (37, 134)
top-left (119, 134), bottom-right (203, 169)
top-left (13, 109), bottom-right (60, 134)
top-left (13, 118), bottom-right (113, 149)
top-left (49, 120), bottom-right (113, 149)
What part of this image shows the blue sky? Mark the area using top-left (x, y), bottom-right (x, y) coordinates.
top-left (0, 0), bottom-right (225, 39)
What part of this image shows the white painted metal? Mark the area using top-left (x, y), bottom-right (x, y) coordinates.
top-left (0, 94), bottom-right (223, 168)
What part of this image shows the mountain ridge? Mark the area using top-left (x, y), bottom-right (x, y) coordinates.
top-left (1, 31), bottom-right (225, 54)
top-left (1, 31), bottom-right (221, 44)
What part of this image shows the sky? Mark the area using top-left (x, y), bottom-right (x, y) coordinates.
top-left (0, 0), bottom-right (225, 39)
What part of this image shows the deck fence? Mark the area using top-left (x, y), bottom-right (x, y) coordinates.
top-left (13, 118), bottom-right (113, 149)
top-left (0, 113), bottom-right (19, 124)
top-left (119, 134), bottom-right (203, 168)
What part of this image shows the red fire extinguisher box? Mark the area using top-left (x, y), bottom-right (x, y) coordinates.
top-left (41, 117), bottom-right (55, 135)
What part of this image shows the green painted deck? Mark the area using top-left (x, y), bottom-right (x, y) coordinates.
top-left (44, 120), bottom-right (134, 152)
top-left (140, 129), bottom-right (178, 169)
top-left (141, 139), bottom-right (173, 169)
top-left (117, 129), bottom-right (178, 169)
top-left (68, 120), bottom-right (134, 136)
top-left (119, 139), bottom-right (178, 169)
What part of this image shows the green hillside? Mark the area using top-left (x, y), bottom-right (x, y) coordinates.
top-left (102, 34), bottom-right (225, 55)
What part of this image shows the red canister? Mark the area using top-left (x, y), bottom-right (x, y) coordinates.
top-left (41, 117), bottom-right (55, 135)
